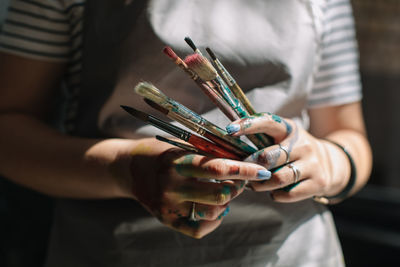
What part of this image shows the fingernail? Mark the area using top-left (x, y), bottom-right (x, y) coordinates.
top-left (226, 124), bottom-right (240, 134)
top-left (257, 169), bottom-right (271, 180)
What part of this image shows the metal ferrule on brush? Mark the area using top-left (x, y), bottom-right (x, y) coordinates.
top-left (214, 58), bottom-right (236, 87)
top-left (148, 116), bottom-right (190, 142)
top-left (214, 76), bottom-right (248, 118)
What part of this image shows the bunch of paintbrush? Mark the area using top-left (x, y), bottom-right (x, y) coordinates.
top-left (182, 37), bottom-right (274, 148)
top-left (123, 37), bottom-right (276, 159)
top-left (133, 82), bottom-right (256, 155)
top-left (121, 105), bottom-right (241, 160)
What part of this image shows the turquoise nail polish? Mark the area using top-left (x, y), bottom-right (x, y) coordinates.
top-left (257, 170), bottom-right (271, 180)
top-left (226, 124), bottom-right (240, 134)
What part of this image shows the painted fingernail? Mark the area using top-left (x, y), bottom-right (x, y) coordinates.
top-left (257, 169), bottom-right (272, 180)
top-left (226, 124), bottom-right (240, 134)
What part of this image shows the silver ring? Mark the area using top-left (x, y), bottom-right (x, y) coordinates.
top-left (189, 202), bottom-right (197, 221)
top-left (279, 144), bottom-right (290, 164)
top-left (288, 163), bottom-right (301, 184)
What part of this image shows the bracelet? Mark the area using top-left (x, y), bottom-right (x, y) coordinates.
top-left (313, 140), bottom-right (357, 205)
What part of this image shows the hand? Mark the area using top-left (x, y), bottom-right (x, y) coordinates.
top-left (225, 113), bottom-right (350, 203)
top-left (128, 141), bottom-right (271, 238)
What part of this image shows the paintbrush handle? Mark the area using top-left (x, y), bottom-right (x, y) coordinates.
top-left (147, 114), bottom-right (240, 159)
top-left (195, 80), bottom-right (239, 121)
top-left (188, 134), bottom-right (240, 160)
top-left (167, 112), bottom-right (247, 158)
top-left (156, 135), bottom-right (199, 153)
top-left (230, 83), bottom-right (257, 115)
top-left (164, 49), bottom-right (239, 121)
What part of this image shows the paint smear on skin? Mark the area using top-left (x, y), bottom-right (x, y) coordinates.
top-left (236, 180), bottom-right (246, 190)
top-left (185, 219), bottom-right (200, 228)
top-left (272, 114), bottom-right (282, 123)
top-left (218, 205), bottom-right (230, 220)
top-left (283, 120), bottom-right (293, 135)
top-left (221, 185), bottom-right (231, 195)
top-left (196, 211), bottom-right (205, 218)
top-left (251, 147), bottom-right (281, 169)
top-left (227, 165), bottom-right (240, 176)
top-left (174, 154), bottom-right (196, 176)
top-left (286, 124), bottom-right (299, 153)
top-left (255, 113), bottom-right (266, 118)
top-left (130, 143), bottom-right (154, 156)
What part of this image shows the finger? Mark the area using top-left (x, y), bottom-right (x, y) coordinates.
top-left (173, 154), bottom-right (271, 181)
top-left (191, 203), bottom-right (230, 221)
top-left (245, 124), bottom-right (301, 169)
top-left (163, 202), bottom-right (230, 222)
top-left (250, 160), bottom-right (308, 192)
top-left (175, 180), bottom-right (244, 205)
top-left (245, 143), bottom-right (299, 170)
top-left (226, 113), bottom-right (293, 143)
top-left (166, 217), bottom-right (223, 239)
top-left (271, 178), bottom-right (321, 203)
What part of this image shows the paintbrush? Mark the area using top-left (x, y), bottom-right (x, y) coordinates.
top-left (206, 47), bottom-right (257, 115)
top-left (184, 54), bottom-right (273, 148)
top-left (155, 135), bottom-right (199, 153)
top-left (144, 98), bottom-right (248, 158)
top-left (184, 54), bottom-right (248, 118)
top-left (184, 36), bottom-right (203, 56)
top-left (120, 105), bottom-right (240, 160)
top-left (134, 82), bottom-right (257, 155)
top-left (162, 46), bottom-right (239, 121)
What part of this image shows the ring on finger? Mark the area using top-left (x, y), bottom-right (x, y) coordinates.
top-left (279, 144), bottom-right (290, 164)
top-left (189, 202), bottom-right (197, 221)
top-left (288, 163), bottom-right (301, 184)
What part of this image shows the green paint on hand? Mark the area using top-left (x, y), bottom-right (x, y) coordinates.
top-left (272, 114), bottom-right (282, 123)
top-left (196, 211), bottom-right (205, 218)
top-left (221, 185), bottom-right (231, 195)
top-left (175, 154), bottom-right (196, 176)
top-left (185, 220), bottom-right (200, 228)
top-left (218, 205), bottom-right (230, 219)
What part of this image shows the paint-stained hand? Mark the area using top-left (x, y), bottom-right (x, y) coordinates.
top-left (226, 113), bottom-right (350, 203)
top-left (129, 142), bottom-right (271, 239)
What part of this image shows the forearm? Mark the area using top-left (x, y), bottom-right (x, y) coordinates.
top-left (0, 112), bottom-right (164, 199)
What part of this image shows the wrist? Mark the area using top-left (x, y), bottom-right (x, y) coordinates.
top-left (314, 140), bottom-right (356, 204)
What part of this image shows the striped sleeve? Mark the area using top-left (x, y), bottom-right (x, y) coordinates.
top-left (308, 0), bottom-right (362, 108)
top-left (0, 0), bottom-right (71, 62)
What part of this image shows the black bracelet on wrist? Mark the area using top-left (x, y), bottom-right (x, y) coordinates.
top-left (313, 140), bottom-right (357, 205)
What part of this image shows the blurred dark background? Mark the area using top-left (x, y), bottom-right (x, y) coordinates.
top-left (0, 0), bottom-right (399, 266)
top-left (329, 1), bottom-right (400, 266)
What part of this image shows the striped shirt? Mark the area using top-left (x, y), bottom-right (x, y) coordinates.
top-left (0, 0), bottom-right (362, 130)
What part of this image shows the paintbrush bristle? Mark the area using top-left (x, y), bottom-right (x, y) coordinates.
top-left (134, 82), bottom-right (170, 107)
top-left (205, 47), bottom-right (217, 60)
top-left (163, 46), bottom-right (178, 60)
top-left (184, 36), bottom-right (197, 51)
top-left (144, 98), bottom-right (169, 115)
top-left (184, 54), bottom-right (217, 81)
top-left (120, 105), bottom-right (149, 122)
